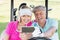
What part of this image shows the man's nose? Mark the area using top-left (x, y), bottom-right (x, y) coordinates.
top-left (37, 15), bottom-right (41, 18)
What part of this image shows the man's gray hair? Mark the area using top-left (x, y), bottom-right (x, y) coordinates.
top-left (33, 5), bottom-right (46, 13)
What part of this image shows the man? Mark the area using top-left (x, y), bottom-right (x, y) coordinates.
top-left (32, 6), bottom-right (59, 40)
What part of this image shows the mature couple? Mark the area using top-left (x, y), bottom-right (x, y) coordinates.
top-left (0, 5), bottom-right (59, 40)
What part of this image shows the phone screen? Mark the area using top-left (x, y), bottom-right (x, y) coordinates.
top-left (22, 27), bottom-right (35, 33)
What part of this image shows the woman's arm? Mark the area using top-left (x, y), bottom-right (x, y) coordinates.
top-left (4, 22), bottom-right (14, 40)
top-left (19, 33), bottom-right (32, 40)
top-left (4, 34), bottom-right (9, 40)
top-left (0, 30), bottom-right (9, 40)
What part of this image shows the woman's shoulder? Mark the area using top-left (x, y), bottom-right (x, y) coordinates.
top-left (5, 21), bottom-right (18, 34)
top-left (6, 21), bottom-right (18, 30)
top-left (7, 21), bottom-right (18, 27)
top-left (8, 21), bottom-right (18, 24)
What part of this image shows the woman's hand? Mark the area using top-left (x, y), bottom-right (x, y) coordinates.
top-left (19, 33), bottom-right (32, 40)
top-left (26, 33), bottom-right (32, 39)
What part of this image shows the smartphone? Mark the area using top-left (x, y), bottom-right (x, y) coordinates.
top-left (22, 27), bottom-right (35, 33)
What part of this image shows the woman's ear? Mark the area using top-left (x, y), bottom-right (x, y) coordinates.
top-left (20, 17), bottom-right (22, 22)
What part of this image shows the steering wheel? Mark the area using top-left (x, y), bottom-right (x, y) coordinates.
top-left (29, 37), bottom-right (51, 40)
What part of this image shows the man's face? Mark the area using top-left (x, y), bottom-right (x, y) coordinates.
top-left (34, 10), bottom-right (46, 22)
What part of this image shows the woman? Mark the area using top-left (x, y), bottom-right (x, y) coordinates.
top-left (1, 6), bottom-right (32, 40)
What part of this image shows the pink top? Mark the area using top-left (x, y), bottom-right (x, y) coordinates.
top-left (5, 21), bottom-right (32, 40)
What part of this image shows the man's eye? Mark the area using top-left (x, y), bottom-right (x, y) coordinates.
top-left (35, 14), bottom-right (38, 16)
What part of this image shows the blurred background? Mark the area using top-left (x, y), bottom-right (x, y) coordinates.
top-left (0, 0), bottom-right (60, 39)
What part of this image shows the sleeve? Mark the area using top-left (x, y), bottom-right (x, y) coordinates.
top-left (26, 20), bottom-right (37, 27)
top-left (32, 22), bottom-right (38, 27)
top-left (26, 21), bottom-right (32, 26)
top-left (51, 19), bottom-right (58, 30)
top-left (5, 22), bottom-right (13, 36)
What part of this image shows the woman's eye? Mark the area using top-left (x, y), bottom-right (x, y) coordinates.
top-left (23, 15), bottom-right (25, 17)
top-left (22, 15), bottom-right (30, 17)
top-left (27, 15), bottom-right (30, 17)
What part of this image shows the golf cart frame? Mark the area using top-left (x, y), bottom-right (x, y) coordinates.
top-left (10, 0), bottom-right (48, 21)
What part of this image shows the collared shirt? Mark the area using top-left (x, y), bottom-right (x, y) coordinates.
top-left (32, 18), bottom-right (59, 40)
top-left (5, 21), bottom-right (32, 40)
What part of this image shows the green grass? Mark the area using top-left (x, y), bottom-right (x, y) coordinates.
top-left (58, 20), bottom-right (60, 39)
top-left (0, 22), bottom-right (8, 34)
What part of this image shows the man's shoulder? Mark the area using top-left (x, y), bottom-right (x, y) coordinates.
top-left (47, 18), bottom-right (58, 23)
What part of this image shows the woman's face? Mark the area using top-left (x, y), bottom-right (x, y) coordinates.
top-left (20, 15), bottom-right (31, 24)
top-left (34, 10), bottom-right (46, 22)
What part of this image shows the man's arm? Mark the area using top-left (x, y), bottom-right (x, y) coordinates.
top-left (44, 27), bottom-right (57, 38)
